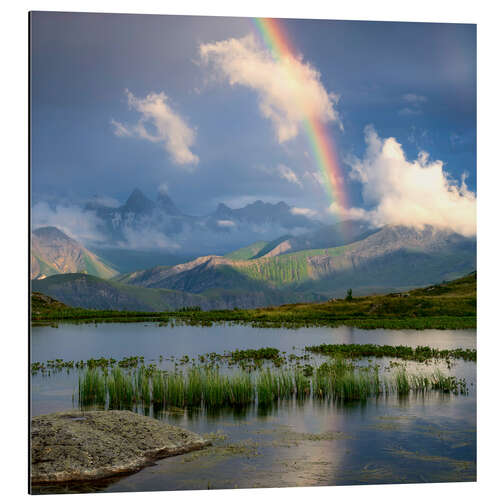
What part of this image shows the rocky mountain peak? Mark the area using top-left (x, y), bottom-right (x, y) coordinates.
top-left (215, 202), bottom-right (232, 217)
top-left (33, 226), bottom-right (75, 242)
top-left (156, 191), bottom-right (182, 216)
top-left (124, 188), bottom-right (155, 214)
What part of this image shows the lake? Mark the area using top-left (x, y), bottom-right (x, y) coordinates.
top-left (30, 322), bottom-right (476, 493)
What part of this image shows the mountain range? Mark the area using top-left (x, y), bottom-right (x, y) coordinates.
top-left (116, 224), bottom-right (475, 294)
top-left (84, 188), bottom-right (323, 255)
top-left (31, 220), bottom-right (476, 311)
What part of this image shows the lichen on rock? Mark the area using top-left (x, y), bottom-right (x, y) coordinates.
top-left (31, 410), bottom-right (210, 484)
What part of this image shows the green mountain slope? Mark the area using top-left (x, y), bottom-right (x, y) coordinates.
top-left (32, 225), bottom-right (475, 312)
top-left (32, 273), bottom-right (211, 311)
top-left (251, 235), bottom-right (292, 259)
top-left (31, 273), bottom-right (319, 311)
top-left (116, 225), bottom-right (476, 298)
top-left (224, 241), bottom-right (268, 260)
top-left (254, 220), bottom-right (377, 259)
top-left (89, 247), bottom-right (196, 273)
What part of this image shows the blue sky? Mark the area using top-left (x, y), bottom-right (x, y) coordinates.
top-left (31, 11), bottom-right (476, 225)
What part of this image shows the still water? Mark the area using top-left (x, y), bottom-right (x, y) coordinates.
top-left (31, 323), bottom-right (476, 493)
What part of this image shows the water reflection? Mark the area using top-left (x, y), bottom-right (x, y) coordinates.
top-left (30, 323), bottom-right (476, 493)
top-left (32, 392), bottom-right (476, 494)
top-left (31, 322), bottom-right (476, 364)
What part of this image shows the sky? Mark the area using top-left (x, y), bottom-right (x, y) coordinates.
top-left (30, 11), bottom-right (476, 236)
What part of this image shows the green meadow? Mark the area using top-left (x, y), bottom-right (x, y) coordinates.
top-left (31, 272), bottom-right (476, 330)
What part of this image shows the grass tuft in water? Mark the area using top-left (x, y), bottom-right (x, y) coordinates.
top-left (107, 366), bottom-right (134, 409)
top-left (78, 368), bottom-right (106, 407)
top-left (76, 360), bottom-right (469, 411)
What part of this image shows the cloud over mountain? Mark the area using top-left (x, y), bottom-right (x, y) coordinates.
top-left (32, 202), bottom-right (107, 245)
top-left (343, 125), bottom-right (476, 237)
top-left (199, 34), bottom-right (340, 143)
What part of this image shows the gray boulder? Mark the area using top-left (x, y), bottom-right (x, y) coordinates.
top-left (31, 410), bottom-right (210, 483)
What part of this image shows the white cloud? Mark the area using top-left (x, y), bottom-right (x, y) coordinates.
top-left (277, 164), bottom-right (302, 187)
top-left (402, 93), bottom-right (427, 104)
top-left (304, 170), bottom-right (326, 187)
top-left (120, 225), bottom-right (181, 251)
top-left (327, 201), bottom-right (368, 221)
top-left (112, 90), bottom-right (199, 166)
top-left (345, 125), bottom-right (476, 236)
top-left (216, 219), bottom-right (236, 228)
top-left (199, 35), bottom-right (340, 143)
top-left (110, 119), bottom-right (132, 137)
top-left (89, 195), bottom-right (121, 208)
top-left (399, 107), bottom-right (422, 116)
top-left (32, 202), bottom-right (106, 244)
top-left (158, 182), bottom-right (169, 195)
top-left (399, 93), bottom-right (427, 116)
top-left (291, 207), bottom-right (317, 218)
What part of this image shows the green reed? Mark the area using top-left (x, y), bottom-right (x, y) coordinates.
top-left (107, 366), bottom-right (134, 408)
top-left (394, 368), bottom-right (411, 395)
top-left (430, 369), bottom-right (468, 394)
top-left (134, 367), bottom-right (151, 406)
top-left (78, 368), bottom-right (106, 406)
top-left (165, 371), bottom-right (185, 408)
top-left (185, 367), bottom-right (204, 407)
top-left (305, 343), bottom-right (476, 362)
top-left (256, 368), bottom-right (280, 405)
top-left (226, 371), bottom-right (253, 406)
top-left (76, 361), bottom-right (469, 411)
top-left (312, 358), bottom-right (381, 401)
top-left (294, 369), bottom-right (310, 398)
top-left (201, 368), bottom-right (228, 408)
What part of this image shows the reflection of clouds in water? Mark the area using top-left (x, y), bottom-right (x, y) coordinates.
top-left (31, 322), bottom-right (476, 491)
top-left (324, 326), bottom-right (476, 350)
top-left (32, 375), bottom-right (475, 490)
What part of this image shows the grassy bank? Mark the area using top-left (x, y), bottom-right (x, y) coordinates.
top-left (31, 272), bottom-right (476, 330)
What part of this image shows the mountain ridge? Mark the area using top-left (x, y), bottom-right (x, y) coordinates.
top-left (31, 226), bottom-right (118, 280)
top-left (31, 273), bottom-right (320, 311)
top-left (84, 188), bottom-right (323, 254)
top-left (113, 224), bottom-right (475, 298)
top-left (31, 221), bottom-right (476, 311)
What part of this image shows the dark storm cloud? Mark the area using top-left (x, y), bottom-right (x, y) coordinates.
top-left (31, 12), bottom-right (476, 221)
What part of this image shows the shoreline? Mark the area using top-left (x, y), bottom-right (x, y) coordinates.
top-left (31, 314), bottom-right (476, 330)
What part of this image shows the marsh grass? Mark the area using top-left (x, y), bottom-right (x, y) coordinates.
top-left (107, 366), bottom-right (134, 409)
top-left (294, 370), bottom-right (310, 398)
top-left (226, 371), bottom-right (253, 407)
top-left (256, 369), bottom-right (279, 405)
top-left (394, 369), bottom-right (411, 395)
top-left (134, 367), bottom-right (151, 407)
top-left (305, 344), bottom-right (476, 362)
top-left (32, 341), bottom-right (475, 376)
top-left (78, 368), bottom-right (106, 407)
top-left (431, 369), bottom-right (468, 394)
top-left (387, 368), bottom-right (467, 395)
top-left (76, 359), bottom-right (468, 411)
top-left (312, 358), bottom-right (381, 401)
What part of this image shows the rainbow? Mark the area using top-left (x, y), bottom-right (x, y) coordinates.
top-left (253, 17), bottom-right (348, 218)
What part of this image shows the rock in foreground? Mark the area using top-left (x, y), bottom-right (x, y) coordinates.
top-left (31, 410), bottom-right (210, 484)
